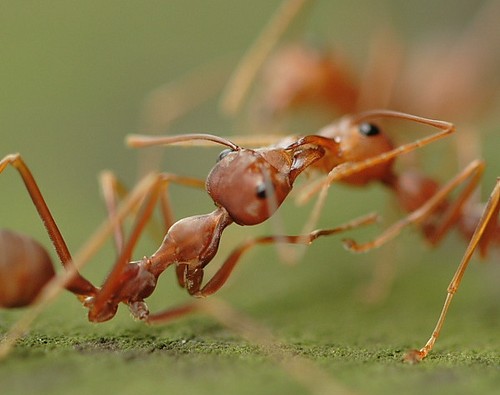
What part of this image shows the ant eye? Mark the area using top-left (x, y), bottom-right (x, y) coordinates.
top-left (217, 148), bottom-right (232, 162)
top-left (359, 123), bottom-right (380, 136)
top-left (256, 183), bottom-right (267, 199)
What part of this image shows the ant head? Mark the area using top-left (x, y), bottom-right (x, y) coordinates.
top-left (207, 144), bottom-right (323, 226)
top-left (207, 148), bottom-right (292, 225)
top-left (317, 115), bottom-right (395, 185)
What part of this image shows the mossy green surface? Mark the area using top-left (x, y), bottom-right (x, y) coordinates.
top-left (1, 236), bottom-right (499, 395)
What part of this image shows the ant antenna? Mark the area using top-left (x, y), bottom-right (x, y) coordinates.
top-left (127, 133), bottom-right (240, 151)
top-left (351, 110), bottom-right (454, 131)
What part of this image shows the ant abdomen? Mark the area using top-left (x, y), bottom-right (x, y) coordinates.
top-left (0, 229), bottom-right (55, 308)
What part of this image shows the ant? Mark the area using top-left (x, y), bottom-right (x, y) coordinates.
top-left (1, 109), bottom-right (472, 363)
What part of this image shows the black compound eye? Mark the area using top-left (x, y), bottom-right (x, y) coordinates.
top-left (217, 148), bottom-right (233, 162)
top-left (256, 183), bottom-right (267, 199)
top-left (359, 123), bottom-right (380, 136)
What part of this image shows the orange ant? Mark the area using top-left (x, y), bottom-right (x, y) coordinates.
top-left (212, 109), bottom-right (499, 258)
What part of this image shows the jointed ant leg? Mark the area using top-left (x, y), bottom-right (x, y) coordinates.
top-left (344, 160), bottom-right (485, 252)
top-left (404, 178), bottom-right (500, 363)
top-left (0, 154), bottom-right (97, 298)
top-left (198, 212), bottom-right (378, 297)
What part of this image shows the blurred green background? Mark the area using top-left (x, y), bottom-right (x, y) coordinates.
top-left (1, 1), bottom-right (499, 395)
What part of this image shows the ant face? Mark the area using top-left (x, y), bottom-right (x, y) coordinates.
top-left (206, 148), bottom-right (293, 226)
top-left (317, 117), bottom-right (396, 184)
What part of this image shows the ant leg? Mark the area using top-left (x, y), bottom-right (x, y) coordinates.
top-left (423, 161), bottom-right (485, 245)
top-left (0, 154), bottom-right (97, 297)
top-left (196, 213), bottom-right (378, 297)
top-left (344, 160), bottom-right (485, 252)
top-left (404, 178), bottom-right (500, 363)
top-left (100, 171), bottom-right (128, 254)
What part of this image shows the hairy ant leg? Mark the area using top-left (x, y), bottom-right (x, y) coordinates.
top-left (404, 178), bottom-right (500, 363)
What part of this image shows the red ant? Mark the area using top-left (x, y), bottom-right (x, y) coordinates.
top-left (213, 109), bottom-right (499, 258)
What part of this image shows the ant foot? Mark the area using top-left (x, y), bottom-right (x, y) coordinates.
top-left (403, 349), bottom-right (425, 364)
